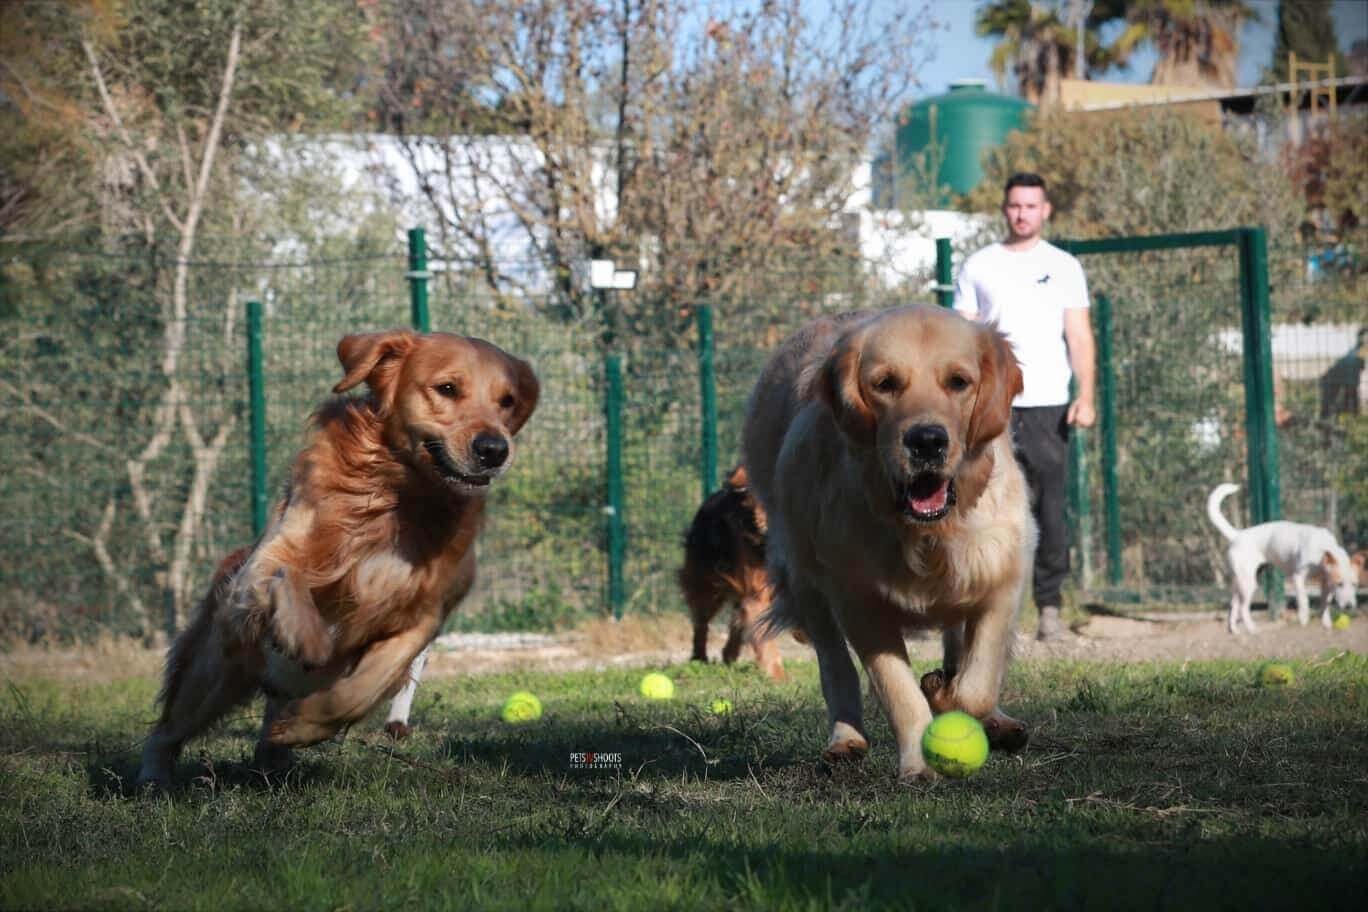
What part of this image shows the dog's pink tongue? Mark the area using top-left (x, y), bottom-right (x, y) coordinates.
top-left (909, 479), bottom-right (950, 514)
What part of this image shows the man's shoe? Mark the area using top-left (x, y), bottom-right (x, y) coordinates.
top-left (1036, 605), bottom-right (1065, 641)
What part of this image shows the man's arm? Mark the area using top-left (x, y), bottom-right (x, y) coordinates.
top-left (953, 256), bottom-right (980, 320)
top-left (1063, 307), bottom-right (1096, 428)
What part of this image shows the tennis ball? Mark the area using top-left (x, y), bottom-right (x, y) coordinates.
top-left (501, 690), bottom-right (542, 723)
top-left (709, 698), bottom-right (733, 716)
top-left (921, 710), bottom-right (989, 778)
top-left (1259, 662), bottom-right (1295, 687)
top-left (1333, 614), bottom-right (1351, 630)
top-left (639, 672), bottom-right (675, 700)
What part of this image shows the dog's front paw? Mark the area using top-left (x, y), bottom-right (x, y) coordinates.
top-left (262, 569), bottom-right (333, 668)
top-left (267, 705), bottom-right (343, 747)
top-left (821, 722), bottom-right (869, 765)
top-left (919, 668), bottom-right (956, 713)
top-left (897, 761), bottom-right (938, 783)
top-left (252, 740), bottom-right (294, 778)
top-left (981, 711), bottom-right (1029, 753)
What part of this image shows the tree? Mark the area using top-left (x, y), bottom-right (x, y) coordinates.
top-left (965, 107), bottom-right (1300, 238)
top-left (0, 0), bottom-right (376, 638)
top-left (368, 0), bottom-right (936, 348)
top-left (1104, 0), bottom-right (1259, 89)
top-left (1271, 0), bottom-right (1341, 81)
top-left (975, 0), bottom-right (1123, 106)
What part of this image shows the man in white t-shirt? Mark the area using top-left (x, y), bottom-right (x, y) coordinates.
top-left (954, 172), bottom-right (1096, 641)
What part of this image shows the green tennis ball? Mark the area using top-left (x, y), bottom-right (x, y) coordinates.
top-left (501, 690), bottom-right (542, 723)
top-left (709, 698), bottom-right (733, 716)
top-left (639, 672), bottom-right (675, 700)
top-left (921, 711), bottom-right (989, 778)
top-left (1333, 614), bottom-right (1351, 630)
top-left (1259, 662), bottom-right (1295, 687)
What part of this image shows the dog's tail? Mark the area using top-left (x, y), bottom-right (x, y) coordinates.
top-left (1206, 483), bottom-right (1243, 542)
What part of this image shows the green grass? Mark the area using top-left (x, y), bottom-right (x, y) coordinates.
top-left (3, 653), bottom-right (1367, 911)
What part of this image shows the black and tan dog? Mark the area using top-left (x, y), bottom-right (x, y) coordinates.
top-left (678, 465), bottom-right (785, 680)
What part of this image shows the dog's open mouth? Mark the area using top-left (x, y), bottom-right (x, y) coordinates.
top-left (422, 440), bottom-right (492, 487)
top-left (900, 472), bottom-right (955, 522)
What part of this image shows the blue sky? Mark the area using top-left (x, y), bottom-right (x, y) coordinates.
top-left (909, 0), bottom-right (1368, 98)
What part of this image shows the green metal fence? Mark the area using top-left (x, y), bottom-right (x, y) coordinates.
top-left (1, 226), bottom-right (1361, 641)
top-left (1045, 228), bottom-right (1364, 604)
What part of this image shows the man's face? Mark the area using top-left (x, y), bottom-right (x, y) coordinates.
top-left (1002, 186), bottom-right (1051, 242)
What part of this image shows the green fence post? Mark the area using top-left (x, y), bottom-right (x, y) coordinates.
top-left (1096, 294), bottom-right (1121, 586)
top-left (1238, 226), bottom-right (1283, 609)
top-left (935, 238), bottom-right (954, 308)
top-left (604, 354), bottom-right (626, 620)
top-left (246, 299), bottom-right (268, 539)
top-left (697, 304), bottom-right (718, 498)
top-left (408, 227), bottom-right (430, 333)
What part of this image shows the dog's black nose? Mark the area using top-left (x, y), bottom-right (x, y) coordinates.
top-left (472, 433), bottom-right (509, 469)
top-left (903, 424), bottom-right (949, 462)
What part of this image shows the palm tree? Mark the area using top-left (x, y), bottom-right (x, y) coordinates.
top-left (1104, 0), bottom-right (1259, 89)
top-left (976, 0), bottom-right (1121, 106)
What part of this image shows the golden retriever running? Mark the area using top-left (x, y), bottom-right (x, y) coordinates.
top-left (742, 304), bottom-right (1034, 781)
top-left (137, 330), bottom-right (538, 788)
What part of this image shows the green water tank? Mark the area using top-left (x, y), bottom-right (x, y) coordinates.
top-left (896, 80), bottom-right (1034, 204)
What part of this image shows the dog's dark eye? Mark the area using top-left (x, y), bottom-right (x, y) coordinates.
top-left (872, 374), bottom-right (900, 394)
top-left (435, 383), bottom-right (460, 398)
top-left (499, 394), bottom-right (516, 410)
top-left (947, 374), bottom-right (971, 392)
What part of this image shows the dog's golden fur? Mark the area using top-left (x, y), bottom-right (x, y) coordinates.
top-left (678, 465), bottom-right (785, 680)
top-left (138, 330), bottom-right (538, 788)
top-left (743, 304), bottom-right (1035, 781)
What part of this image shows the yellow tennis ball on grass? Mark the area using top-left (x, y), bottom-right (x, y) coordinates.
top-left (1259, 662), bottom-right (1295, 687)
top-left (639, 672), bottom-right (675, 700)
top-left (1333, 614), bottom-right (1351, 631)
top-left (501, 691), bottom-right (543, 723)
top-left (921, 711), bottom-right (989, 778)
top-left (709, 698), bottom-right (733, 716)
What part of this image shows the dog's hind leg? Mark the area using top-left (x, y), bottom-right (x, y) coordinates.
top-left (1227, 555), bottom-right (1259, 634)
top-left (682, 576), bottom-right (720, 663)
top-left (795, 587), bottom-right (867, 765)
top-left (138, 608), bottom-right (257, 789)
top-left (382, 645), bottom-right (431, 740)
top-left (739, 588), bottom-right (785, 681)
top-left (252, 697), bottom-right (294, 778)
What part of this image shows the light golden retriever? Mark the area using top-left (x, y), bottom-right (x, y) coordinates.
top-left (137, 330), bottom-right (538, 788)
top-left (742, 304), bottom-right (1034, 781)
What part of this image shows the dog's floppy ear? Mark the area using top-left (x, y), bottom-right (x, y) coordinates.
top-left (1321, 549), bottom-right (1346, 583)
top-left (967, 323), bottom-right (1022, 450)
top-left (503, 353), bottom-right (540, 435)
top-left (333, 330), bottom-right (418, 403)
top-left (803, 325), bottom-right (877, 445)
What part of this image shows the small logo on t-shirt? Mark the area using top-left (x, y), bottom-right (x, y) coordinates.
top-left (1036, 274), bottom-right (1051, 285)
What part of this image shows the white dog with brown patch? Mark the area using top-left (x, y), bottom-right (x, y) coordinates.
top-left (743, 304), bottom-right (1035, 782)
top-left (1207, 483), bottom-right (1358, 634)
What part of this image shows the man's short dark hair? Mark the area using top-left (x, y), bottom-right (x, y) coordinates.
top-left (1004, 172), bottom-right (1047, 198)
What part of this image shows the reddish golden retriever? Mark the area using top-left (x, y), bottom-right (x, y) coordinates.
top-left (743, 305), bottom-right (1034, 781)
top-left (679, 464), bottom-right (785, 680)
top-left (138, 330), bottom-right (538, 788)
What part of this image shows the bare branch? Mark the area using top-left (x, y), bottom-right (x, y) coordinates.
top-left (80, 36), bottom-right (184, 233)
top-left (0, 378), bottom-right (108, 450)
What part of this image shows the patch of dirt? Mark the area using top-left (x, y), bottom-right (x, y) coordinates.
top-left (3, 609), bottom-right (1362, 684)
top-left (419, 608), bottom-right (1367, 678)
